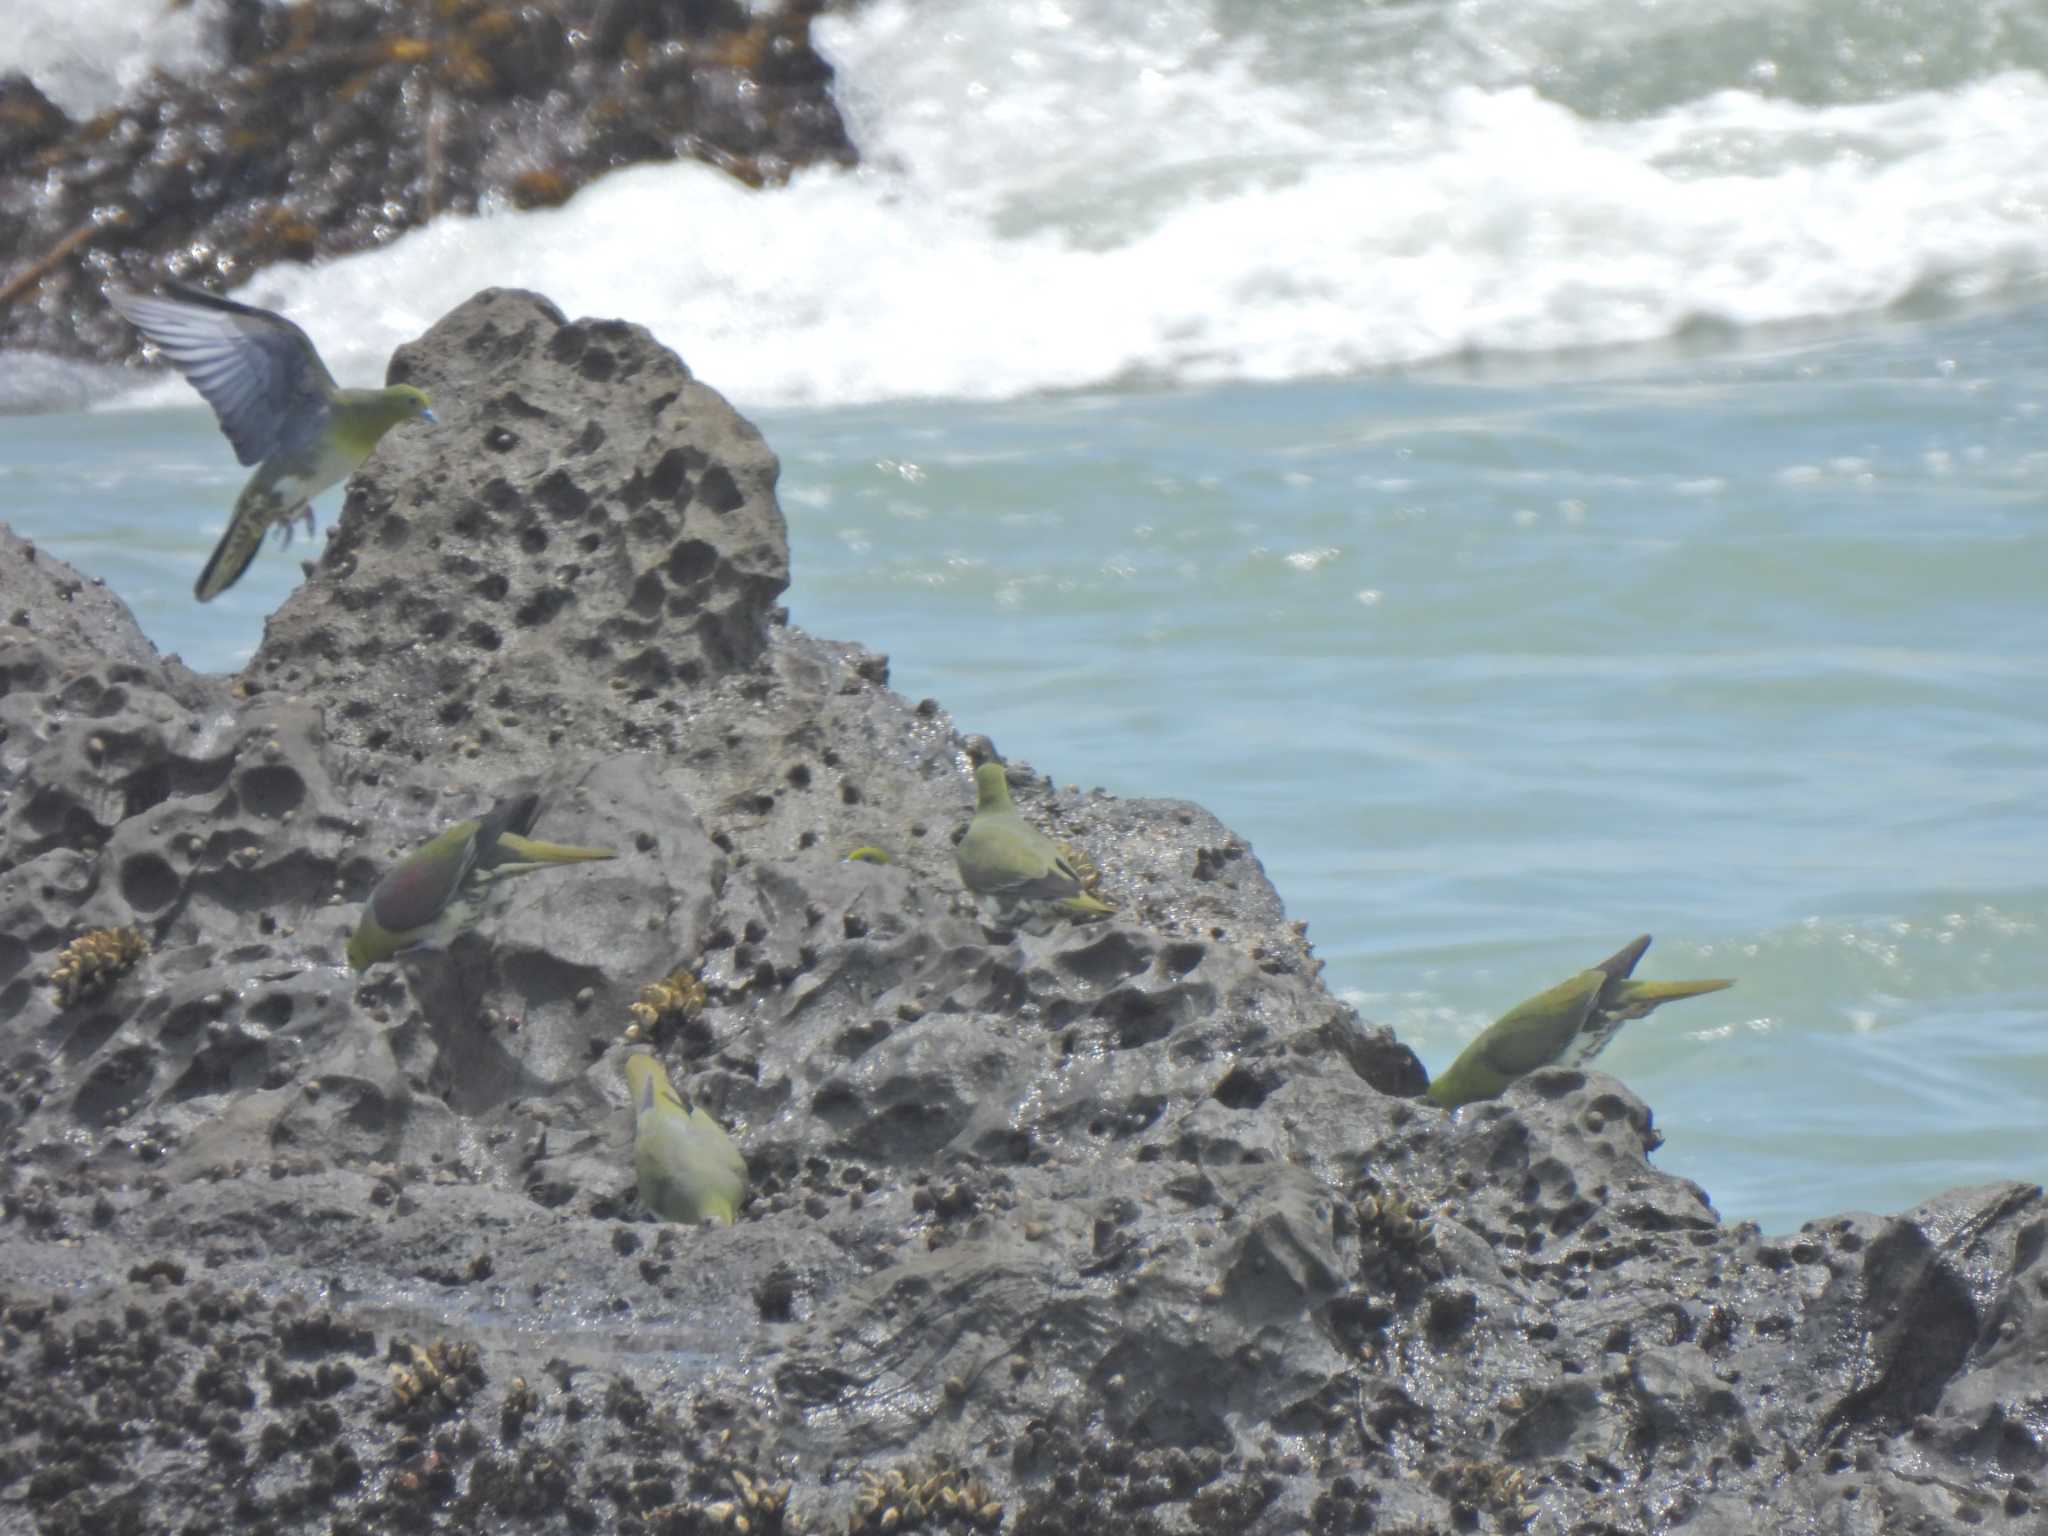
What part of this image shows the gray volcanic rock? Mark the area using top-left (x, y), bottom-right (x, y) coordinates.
top-left (252, 289), bottom-right (791, 759)
top-left (0, 526), bottom-right (173, 670)
top-left (2, 293), bottom-right (2044, 1536)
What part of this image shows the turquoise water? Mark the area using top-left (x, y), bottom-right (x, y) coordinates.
top-left (6, 300), bottom-right (2046, 1235)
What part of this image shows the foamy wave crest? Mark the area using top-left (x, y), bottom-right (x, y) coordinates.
top-left (11, 0), bottom-right (220, 116)
top-left (95, 0), bottom-right (2048, 407)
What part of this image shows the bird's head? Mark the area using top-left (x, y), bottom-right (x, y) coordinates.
top-left (344, 924), bottom-right (377, 972)
top-left (702, 1194), bottom-right (739, 1226)
top-left (388, 384), bottom-right (436, 424)
top-left (971, 760), bottom-right (1016, 812)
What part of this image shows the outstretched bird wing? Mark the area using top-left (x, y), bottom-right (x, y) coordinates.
top-left (107, 281), bottom-right (336, 466)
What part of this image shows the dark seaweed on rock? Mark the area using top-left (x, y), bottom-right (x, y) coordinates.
top-left (0, 291), bottom-right (2044, 1533)
top-left (0, 0), bottom-right (857, 361)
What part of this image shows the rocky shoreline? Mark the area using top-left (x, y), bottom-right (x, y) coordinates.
top-left (0, 0), bottom-right (856, 363)
top-left (2, 290), bottom-right (2043, 1535)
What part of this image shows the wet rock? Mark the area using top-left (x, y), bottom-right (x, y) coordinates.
top-left (0, 74), bottom-right (70, 167)
top-left (1, 291), bottom-right (2044, 1534)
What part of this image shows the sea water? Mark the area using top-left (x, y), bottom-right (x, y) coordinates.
top-left (3, 0), bottom-right (2046, 1235)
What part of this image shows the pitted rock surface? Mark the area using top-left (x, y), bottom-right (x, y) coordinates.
top-left (250, 288), bottom-right (790, 760)
top-left (2, 293), bottom-right (2045, 1536)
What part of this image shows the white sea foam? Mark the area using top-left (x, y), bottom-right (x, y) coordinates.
top-left (34, 0), bottom-right (2048, 408)
top-left (6, 0), bottom-right (221, 116)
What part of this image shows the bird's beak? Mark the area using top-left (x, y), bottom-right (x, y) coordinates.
top-left (420, 406), bottom-right (439, 424)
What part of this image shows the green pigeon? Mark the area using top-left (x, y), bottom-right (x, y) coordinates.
top-left (107, 280), bottom-right (435, 601)
top-left (345, 793), bottom-right (615, 970)
top-left (956, 760), bottom-right (1115, 920)
top-left (624, 1052), bottom-right (748, 1225)
top-left (1426, 935), bottom-right (1733, 1110)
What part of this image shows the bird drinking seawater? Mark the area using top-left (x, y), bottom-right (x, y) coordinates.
top-left (346, 794), bottom-right (615, 971)
top-left (1426, 935), bottom-right (1733, 1110)
top-left (624, 1052), bottom-right (748, 1226)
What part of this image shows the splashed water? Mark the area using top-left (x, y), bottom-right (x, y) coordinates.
top-left (16, 0), bottom-right (2048, 410)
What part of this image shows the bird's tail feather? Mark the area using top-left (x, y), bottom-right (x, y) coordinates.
top-left (1054, 892), bottom-right (1116, 917)
top-left (492, 833), bottom-right (617, 865)
top-left (195, 488), bottom-right (287, 601)
top-left (1614, 978), bottom-right (1734, 1007)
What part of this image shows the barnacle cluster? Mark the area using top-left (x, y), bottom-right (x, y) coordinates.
top-left (639, 1466), bottom-right (797, 1535)
top-left (388, 1337), bottom-right (482, 1418)
top-left (1358, 1191), bottom-right (1436, 1252)
top-left (500, 1374), bottom-right (538, 1438)
top-left (849, 1464), bottom-right (1005, 1533)
top-left (625, 967), bottom-right (708, 1045)
top-left (48, 926), bottom-right (149, 1008)
top-left (1435, 1460), bottom-right (1537, 1528)
top-left (701, 1466), bottom-right (796, 1532)
top-left (1055, 839), bottom-right (1101, 895)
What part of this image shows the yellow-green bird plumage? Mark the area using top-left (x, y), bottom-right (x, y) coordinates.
top-left (107, 280), bottom-right (435, 601)
top-left (955, 761), bottom-right (1114, 919)
top-left (345, 793), bottom-right (615, 970)
top-left (624, 1053), bottom-right (747, 1226)
top-left (1426, 935), bottom-right (1732, 1110)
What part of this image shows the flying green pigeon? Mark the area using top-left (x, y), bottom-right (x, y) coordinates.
top-left (106, 280), bottom-right (435, 601)
top-left (956, 760), bottom-right (1114, 921)
top-left (1426, 935), bottom-right (1732, 1110)
top-left (345, 794), bottom-right (615, 970)
top-left (624, 1052), bottom-right (748, 1225)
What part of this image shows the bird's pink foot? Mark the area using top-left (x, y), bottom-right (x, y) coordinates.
top-left (273, 507), bottom-right (317, 548)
